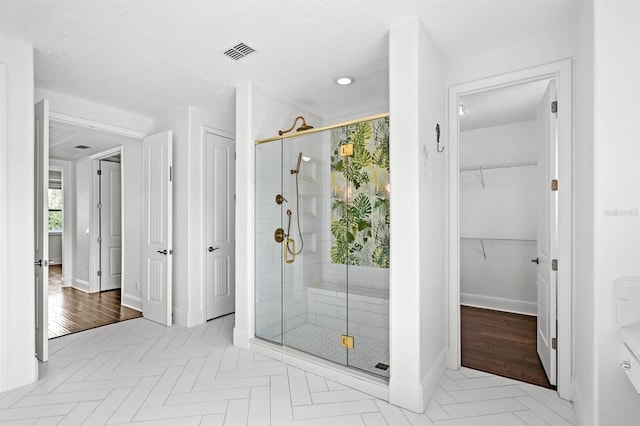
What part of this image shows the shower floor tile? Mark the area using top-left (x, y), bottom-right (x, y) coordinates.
top-left (283, 323), bottom-right (390, 378)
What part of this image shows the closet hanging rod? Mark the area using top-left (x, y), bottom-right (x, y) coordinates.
top-left (460, 160), bottom-right (537, 172)
top-left (460, 237), bottom-right (536, 243)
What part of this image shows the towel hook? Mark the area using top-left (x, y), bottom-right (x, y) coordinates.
top-left (436, 123), bottom-right (444, 153)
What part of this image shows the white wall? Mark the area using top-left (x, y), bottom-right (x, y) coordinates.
top-left (48, 233), bottom-right (62, 264)
top-left (72, 157), bottom-right (92, 291)
top-left (572, 1), bottom-right (596, 424)
top-left (0, 33), bottom-right (37, 392)
top-left (156, 106), bottom-right (234, 327)
top-left (49, 159), bottom-right (74, 285)
top-left (35, 88), bottom-right (156, 135)
top-left (459, 121), bottom-right (538, 314)
top-left (593, 1), bottom-right (640, 425)
top-left (388, 19), bottom-right (446, 412)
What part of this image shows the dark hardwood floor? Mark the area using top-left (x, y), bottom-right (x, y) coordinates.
top-left (48, 264), bottom-right (141, 339)
top-left (461, 305), bottom-right (554, 389)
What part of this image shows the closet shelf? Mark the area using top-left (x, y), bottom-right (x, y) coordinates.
top-left (461, 237), bottom-right (536, 260)
top-left (461, 237), bottom-right (536, 242)
top-left (459, 160), bottom-right (537, 172)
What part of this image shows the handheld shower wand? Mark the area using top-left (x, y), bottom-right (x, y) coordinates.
top-left (291, 152), bottom-right (302, 175)
top-left (286, 152), bottom-right (305, 257)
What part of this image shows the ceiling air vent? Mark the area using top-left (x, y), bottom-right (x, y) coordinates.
top-left (224, 43), bottom-right (255, 61)
top-left (74, 145), bottom-right (91, 149)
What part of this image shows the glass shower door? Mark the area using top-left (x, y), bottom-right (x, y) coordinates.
top-left (281, 132), bottom-right (349, 367)
top-left (254, 114), bottom-right (390, 378)
top-left (254, 140), bottom-right (283, 344)
top-left (334, 118), bottom-right (391, 377)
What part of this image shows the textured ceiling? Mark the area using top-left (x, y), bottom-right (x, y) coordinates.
top-left (0, 0), bottom-right (581, 120)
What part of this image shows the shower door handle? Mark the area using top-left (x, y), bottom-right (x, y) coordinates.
top-left (208, 246), bottom-right (219, 252)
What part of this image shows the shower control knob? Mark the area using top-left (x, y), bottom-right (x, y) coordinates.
top-left (208, 246), bottom-right (219, 252)
top-left (275, 194), bottom-right (288, 205)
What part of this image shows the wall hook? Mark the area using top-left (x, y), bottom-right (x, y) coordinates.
top-left (436, 123), bottom-right (444, 153)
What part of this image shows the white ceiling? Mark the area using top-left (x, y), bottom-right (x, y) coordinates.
top-left (0, 1), bottom-right (581, 120)
top-left (459, 79), bottom-right (550, 131)
top-left (49, 120), bottom-right (138, 161)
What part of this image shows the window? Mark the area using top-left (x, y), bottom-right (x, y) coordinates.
top-left (48, 188), bottom-right (63, 231)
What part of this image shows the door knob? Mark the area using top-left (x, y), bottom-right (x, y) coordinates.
top-left (157, 249), bottom-right (167, 255)
top-left (208, 246), bottom-right (219, 252)
top-left (531, 257), bottom-right (539, 264)
top-left (35, 259), bottom-right (48, 267)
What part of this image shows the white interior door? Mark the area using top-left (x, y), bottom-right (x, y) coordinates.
top-left (99, 160), bottom-right (122, 291)
top-left (536, 80), bottom-right (558, 385)
top-left (34, 99), bottom-right (49, 362)
top-left (142, 131), bottom-right (173, 326)
top-left (205, 132), bottom-right (236, 320)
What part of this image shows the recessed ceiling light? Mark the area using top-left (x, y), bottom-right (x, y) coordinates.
top-left (335, 76), bottom-right (355, 86)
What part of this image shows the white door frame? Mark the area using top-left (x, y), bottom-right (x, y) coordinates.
top-left (447, 59), bottom-right (573, 399)
top-left (200, 126), bottom-right (235, 321)
top-left (90, 146), bottom-right (123, 293)
top-left (202, 128), bottom-right (236, 320)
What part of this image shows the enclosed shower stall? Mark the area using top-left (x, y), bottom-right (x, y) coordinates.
top-left (255, 114), bottom-right (390, 378)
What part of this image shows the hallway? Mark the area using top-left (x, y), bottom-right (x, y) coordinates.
top-left (48, 265), bottom-right (141, 339)
top-left (0, 314), bottom-right (576, 425)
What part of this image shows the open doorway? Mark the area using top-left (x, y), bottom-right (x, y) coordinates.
top-left (47, 120), bottom-right (141, 338)
top-left (457, 78), bottom-right (555, 388)
top-left (448, 60), bottom-right (573, 399)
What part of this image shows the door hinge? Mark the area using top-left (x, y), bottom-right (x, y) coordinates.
top-left (97, 270), bottom-right (102, 277)
top-left (552, 259), bottom-right (558, 271)
top-left (97, 169), bottom-right (102, 175)
top-left (97, 236), bottom-right (102, 243)
top-left (340, 334), bottom-right (354, 349)
top-left (552, 337), bottom-right (557, 350)
top-left (551, 179), bottom-right (558, 191)
top-left (551, 101), bottom-right (558, 114)
top-left (97, 202), bottom-right (102, 209)
top-left (339, 143), bottom-right (354, 157)
top-left (169, 166), bottom-right (172, 182)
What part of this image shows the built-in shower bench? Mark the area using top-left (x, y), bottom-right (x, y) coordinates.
top-left (306, 281), bottom-right (389, 342)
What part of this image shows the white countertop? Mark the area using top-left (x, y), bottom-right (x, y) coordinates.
top-left (620, 321), bottom-right (640, 361)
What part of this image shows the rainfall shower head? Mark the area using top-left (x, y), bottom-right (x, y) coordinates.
top-left (279, 116), bottom-right (314, 135)
top-left (291, 152), bottom-right (303, 175)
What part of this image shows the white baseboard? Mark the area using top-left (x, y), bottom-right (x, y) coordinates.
top-left (233, 327), bottom-right (251, 350)
top-left (461, 293), bottom-right (537, 316)
top-left (572, 378), bottom-right (593, 426)
top-left (121, 293), bottom-right (141, 312)
top-left (62, 276), bottom-right (73, 287)
top-left (389, 377), bottom-right (424, 413)
top-left (49, 258), bottom-right (62, 265)
top-left (421, 348), bottom-right (448, 411)
top-left (72, 279), bottom-right (90, 293)
top-left (172, 308), bottom-right (188, 327)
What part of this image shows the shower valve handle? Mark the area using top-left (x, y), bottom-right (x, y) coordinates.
top-left (275, 194), bottom-right (287, 205)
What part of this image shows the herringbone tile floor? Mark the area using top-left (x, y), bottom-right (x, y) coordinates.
top-left (0, 315), bottom-right (576, 425)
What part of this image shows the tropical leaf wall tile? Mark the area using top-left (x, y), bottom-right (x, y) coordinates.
top-left (330, 117), bottom-right (390, 268)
